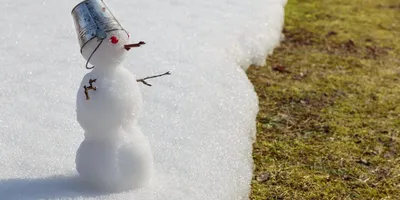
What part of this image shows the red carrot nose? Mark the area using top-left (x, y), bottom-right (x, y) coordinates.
top-left (110, 36), bottom-right (119, 44)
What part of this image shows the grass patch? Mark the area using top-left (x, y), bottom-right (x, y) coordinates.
top-left (248, 0), bottom-right (400, 199)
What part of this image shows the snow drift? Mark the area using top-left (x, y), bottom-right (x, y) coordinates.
top-left (0, 0), bottom-right (286, 199)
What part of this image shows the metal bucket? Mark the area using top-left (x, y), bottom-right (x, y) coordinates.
top-left (71, 0), bottom-right (126, 52)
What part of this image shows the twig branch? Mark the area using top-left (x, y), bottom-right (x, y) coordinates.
top-left (124, 41), bottom-right (146, 51)
top-left (83, 79), bottom-right (97, 100)
top-left (136, 71), bottom-right (171, 87)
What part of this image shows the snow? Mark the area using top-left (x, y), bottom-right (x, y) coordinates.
top-left (75, 27), bottom-right (154, 192)
top-left (0, 0), bottom-right (286, 199)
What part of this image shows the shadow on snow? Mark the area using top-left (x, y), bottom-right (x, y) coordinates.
top-left (0, 175), bottom-right (110, 199)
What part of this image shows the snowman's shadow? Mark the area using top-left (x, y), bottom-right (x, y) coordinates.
top-left (0, 175), bottom-right (109, 199)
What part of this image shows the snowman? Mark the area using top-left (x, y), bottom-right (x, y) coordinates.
top-left (71, 0), bottom-right (158, 192)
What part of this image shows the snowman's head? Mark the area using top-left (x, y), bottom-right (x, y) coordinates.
top-left (81, 29), bottom-right (130, 69)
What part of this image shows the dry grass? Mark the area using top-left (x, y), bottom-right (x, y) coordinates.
top-left (248, 0), bottom-right (400, 199)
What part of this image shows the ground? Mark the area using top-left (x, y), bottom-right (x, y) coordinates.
top-left (248, 0), bottom-right (400, 199)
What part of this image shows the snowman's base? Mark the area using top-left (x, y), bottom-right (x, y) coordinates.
top-left (75, 137), bottom-right (154, 193)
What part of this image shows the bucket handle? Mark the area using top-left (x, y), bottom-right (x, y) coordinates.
top-left (84, 39), bottom-right (104, 70)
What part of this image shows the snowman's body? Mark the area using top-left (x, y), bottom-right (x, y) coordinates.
top-left (75, 30), bottom-right (153, 192)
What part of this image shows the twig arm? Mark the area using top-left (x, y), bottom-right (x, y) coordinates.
top-left (136, 71), bottom-right (171, 87)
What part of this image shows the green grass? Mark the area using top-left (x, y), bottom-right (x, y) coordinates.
top-left (248, 0), bottom-right (400, 199)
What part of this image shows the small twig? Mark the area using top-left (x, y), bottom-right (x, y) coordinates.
top-left (124, 41), bottom-right (146, 51)
top-left (136, 71), bottom-right (171, 87)
top-left (83, 79), bottom-right (97, 100)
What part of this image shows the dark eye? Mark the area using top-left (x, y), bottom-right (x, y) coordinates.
top-left (110, 36), bottom-right (119, 44)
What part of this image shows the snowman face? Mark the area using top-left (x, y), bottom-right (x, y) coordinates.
top-left (81, 30), bottom-right (131, 68)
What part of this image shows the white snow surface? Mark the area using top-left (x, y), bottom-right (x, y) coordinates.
top-left (0, 0), bottom-right (286, 199)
